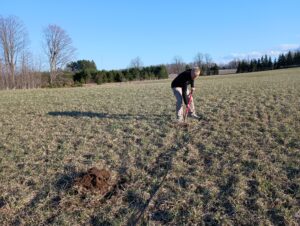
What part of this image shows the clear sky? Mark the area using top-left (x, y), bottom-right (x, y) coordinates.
top-left (1, 0), bottom-right (300, 70)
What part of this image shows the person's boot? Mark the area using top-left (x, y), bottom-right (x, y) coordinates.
top-left (188, 112), bottom-right (200, 119)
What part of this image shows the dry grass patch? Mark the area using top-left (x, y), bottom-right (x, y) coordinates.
top-left (0, 68), bottom-right (299, 225)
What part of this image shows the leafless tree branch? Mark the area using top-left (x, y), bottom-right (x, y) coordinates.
top-left (43, 24), bottom-right (75, 84)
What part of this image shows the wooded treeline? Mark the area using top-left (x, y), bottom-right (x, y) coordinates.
top-left (1, 15), bottom-right (299, 90)
top-left (69, 60), bottom-right (168, 84)
top-left (236, 51), bottom-right (300, 73)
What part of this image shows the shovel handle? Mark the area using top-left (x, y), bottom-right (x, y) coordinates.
top-left (184, 91), bottom-right (193, 122)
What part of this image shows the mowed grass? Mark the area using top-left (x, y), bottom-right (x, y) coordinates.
top-left (0, 68), bottom-right (299, 225)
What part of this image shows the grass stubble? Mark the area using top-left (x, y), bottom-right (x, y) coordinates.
top-left (0, 68), bottom-right (299, 225)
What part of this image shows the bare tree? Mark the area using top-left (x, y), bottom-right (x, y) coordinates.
top-left (205, 53), bottom-right (213, 68)
top-left (172, 56), bottom-right (185, 74)
top-left (31, 55), bottom-right (43, 88)
top-left (0, 57), bottom-right (4, 88)
top-left (129, 56), bottom-right (143, 69)
top-left (43, 24), bottom-right (75, 84)
top-left (194, 52), bottom-right (204, 68)
top-left (0, 15), bottom-right (28, 88)
top-left (18, 51), bottom-right (32, 89)
top-left (227, 58), bottom-right (239, 69)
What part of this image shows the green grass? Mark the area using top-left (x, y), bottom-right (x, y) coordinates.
top-left (0, 68), bottom-right (299, 225)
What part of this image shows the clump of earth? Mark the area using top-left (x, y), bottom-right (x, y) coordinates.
top-left (75, 167), bottom-right (111, 194)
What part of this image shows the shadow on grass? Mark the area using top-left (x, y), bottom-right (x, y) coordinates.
top-left (48, 111), bottom-right (171, 121)
top-left (12, 165), bottom-right (82, 225)
top-left (99, 159), bottom-right (132, 204)
top-left (87, 126), bottom-right (182, 225)
top-left (126, 144), bottom-right (183, 225)
top-left (124, 126), bottom-right (196, 225)
top-left (217, 175), bottom-right (239, 216)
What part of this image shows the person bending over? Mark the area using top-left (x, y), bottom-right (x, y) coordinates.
top-left (171, 66), bottom-right (201, 122)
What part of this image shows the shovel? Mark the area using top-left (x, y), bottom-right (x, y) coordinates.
top-left (183, 90), bottom-right (193, 123)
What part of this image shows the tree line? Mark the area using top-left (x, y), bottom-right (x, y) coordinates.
top-left (236, 50), bottom-right (300, 73)
top-left (68, 60), bottom-right (168, 84)
top-left (0, 15), bottom-right (221, 90)
top-left (1, 14), bottom-right (299, 90)
top-left (0, 15), bottom-right (169, 89)
top-left (167, 53), bottom-right (219, 76)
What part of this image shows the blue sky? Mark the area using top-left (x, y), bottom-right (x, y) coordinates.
top-left (1, 0), bottom-right (300, 70)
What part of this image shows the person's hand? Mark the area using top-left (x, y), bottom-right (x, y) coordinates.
top-left (191, 87), bottom-right (196, 93)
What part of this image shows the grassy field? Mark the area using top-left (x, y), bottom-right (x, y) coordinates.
top-left (0, 68), bottom-right (299, 225)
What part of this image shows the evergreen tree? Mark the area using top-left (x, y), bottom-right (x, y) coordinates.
top-left (268, 56), bottom-right (273, 69)
top-left (114, 71), bottom-right (124, 82)
top-left (185, 64), bottom-right (191, 70)
top-left (157, 65), bottom-right (168, 79)
top-left (237, 62), bottom-right (241, 73)
top-left (294, 51), bottom-right (300, 65)
top-left (67, 60), bottom-right (97, 72)
top-left (210, 64), bottom-right (219, 75)
top-left (257, 59), bottom-right (262, 71)
top-left (249, 60), bottom-right (254, 72)
top-left (253, 59), bottom-right (258, 71)
top-left (273, 58), bottom-right (278, 69)
top-left (286, 51), bottom-right (293, 66)
top-left (262, 55), bottom-right (268, 70)
top-left (277, 54), bottom-right (286, 68)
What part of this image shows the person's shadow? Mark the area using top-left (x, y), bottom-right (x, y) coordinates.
top-left (125, 131), bottom-right (192, 225)
top-left (48, 111), bottom-right (171, 122)
top-left (125, 145), bottom-right (180, 225)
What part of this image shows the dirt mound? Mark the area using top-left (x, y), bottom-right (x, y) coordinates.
top-left (75, 167), bottom-right (111, 194)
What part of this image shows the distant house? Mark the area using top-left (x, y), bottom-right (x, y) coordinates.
top-left (218, 69), bottom-right (237, 75)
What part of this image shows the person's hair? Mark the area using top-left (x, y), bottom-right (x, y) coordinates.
top-left (192, 66), bottom-right (200, 76)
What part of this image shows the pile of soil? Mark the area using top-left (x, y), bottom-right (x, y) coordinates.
top-left (75, 167), bottom-right (111, 194)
